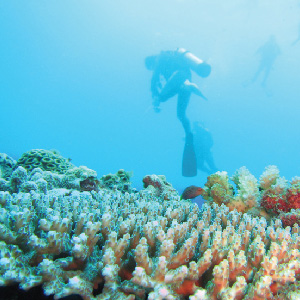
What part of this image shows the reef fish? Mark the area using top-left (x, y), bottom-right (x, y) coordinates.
top-left (181, 185), bottom-right (204, 200)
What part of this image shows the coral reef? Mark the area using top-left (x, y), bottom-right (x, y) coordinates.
top-left (202, 171), bottom-right (235, 207)
top-left (202, 167), bottom-right (263, 215)
top-left (200, 165), bottom-right (300, 227)
top-left (0, 164), bottom-right (99, 194)
top-left (99, 169), bottom-right (134, 193)
top-left (0, 153), bottom-right (16, 179)
top-left (202, 166), bottom-right (280, 218)
top-left (260, 174), bottom-right (300, 218)
top-left (16, 149), bottom-right (74, 174)
top-left (0, 152), bottom-right (300, 299)
top-left (142, 174), bottom-right (178, 200)
top-left (279, 210), bottom-right (300, 228)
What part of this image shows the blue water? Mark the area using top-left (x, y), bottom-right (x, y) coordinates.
top-left (1, 1), bottom-right (300, 192)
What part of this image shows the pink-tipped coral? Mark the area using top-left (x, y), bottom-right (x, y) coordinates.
top-left (2, 151), bottom-right (300, 299)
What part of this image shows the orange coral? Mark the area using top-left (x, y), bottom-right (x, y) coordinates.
top-left (175, 279), bottom-right (198, 296)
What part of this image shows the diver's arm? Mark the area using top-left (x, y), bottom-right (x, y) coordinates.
top-left (151, 71), bottom-right (162, 112)
top-left (150, 70), bottom-right (161, 98)
top-left (150, 53), bottom-right (166, 98)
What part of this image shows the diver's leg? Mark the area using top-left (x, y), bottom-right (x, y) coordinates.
top-left (196, 153), bottom-right (209, 173)
top-left (183, 80), bottom-right (200, 94)
top-left (183, 80), bottom-right (207, 100)
top-left (251, 65), bottom-right (262, 83)
top-left (205, 152), bottom-right (217, 173)
top-left (177, 90), bottom-right (192, 136)
top-left (180, 91), bottom-right (198, 177)
top-left (199, 164), bottom-right (212, 174)
top-left (159, 71), bottom-right (187, 102)
top-left (196, 149), bottom-right (212, 174)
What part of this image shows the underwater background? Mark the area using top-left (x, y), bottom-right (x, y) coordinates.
top-left (1, 0), bottom-right (300, 194)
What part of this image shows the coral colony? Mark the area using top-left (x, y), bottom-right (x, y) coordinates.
top-left (1, 150), bottom-right (300, 300)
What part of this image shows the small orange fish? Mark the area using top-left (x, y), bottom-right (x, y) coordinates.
top-left (181, 185), bottom-right (203, 200)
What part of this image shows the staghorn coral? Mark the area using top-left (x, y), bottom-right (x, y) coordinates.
top-left (0, 159), bottom-right (300, 299)
top-left (274, 281), bottom-right (300, 299)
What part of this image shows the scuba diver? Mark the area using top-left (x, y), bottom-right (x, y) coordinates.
top-left (193, 122), bottom-right (217, 175)
top-left (252, 35), bottom-right (281, 87)
top-left (145, 48), bottom-right (211, 177)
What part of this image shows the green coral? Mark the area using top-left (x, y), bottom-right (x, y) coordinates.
top-left (0, 153), bottom-right (16, 179)
top-left (99, 169), bottom-right (133, 193)
top-left (61, 166), bottom-right (98, 190)
top-left (16, 149), bottom-right (74, 174)
top-left (0, 150), bottom-right (99, 193)
top-left (202, 171), bottom-right (234, 205)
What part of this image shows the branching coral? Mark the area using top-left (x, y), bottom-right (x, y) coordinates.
top-left (1, 152), bottom-right (300, 299)
top-left (202, 171), bottom-right (234, 207)
top-left (202, 166), bottom-right (300, 221)
top-left (202, 168), bottom-right (259, 214)
top-left (0, 178), bottom-right (300, 299)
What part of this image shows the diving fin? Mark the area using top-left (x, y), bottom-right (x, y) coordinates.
top-left (198, 91), bottom-right (208, 101)
top-left (182, 133), bottom-right (197, 177)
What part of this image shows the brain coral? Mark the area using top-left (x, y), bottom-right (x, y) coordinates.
top-left (16, 149), bottom-right (74, 174)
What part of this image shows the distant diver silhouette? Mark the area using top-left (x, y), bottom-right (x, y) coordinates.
top-left (145, 48), bottom-right (211, 177)
top-left (292, 23), bottom-right (300, 46)
top-left (193, 122), bottom-right (217, 175)
top-left (252, 35), bottom-right (280, 87)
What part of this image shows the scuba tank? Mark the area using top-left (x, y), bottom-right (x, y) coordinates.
top-left (177, 48), bottom-right (211, 78)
